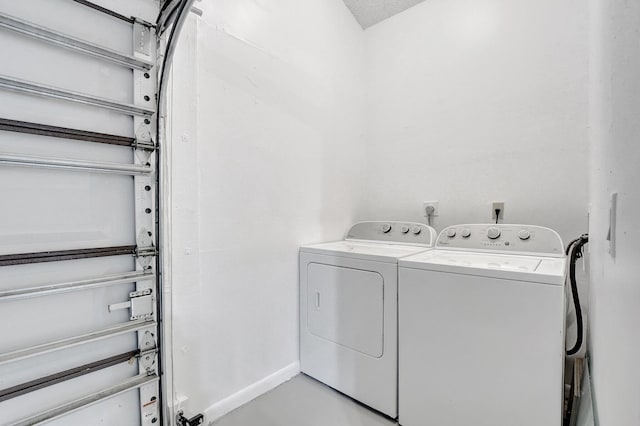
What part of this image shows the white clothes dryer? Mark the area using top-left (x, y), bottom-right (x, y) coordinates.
top-left (398, 224), bottom-right (566, 426)
top-left (300, 221), bottom-right (437, 418)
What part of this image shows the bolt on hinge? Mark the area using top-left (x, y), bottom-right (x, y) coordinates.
top-left (138, 348), bottom-right (158, 372)
top-left (132, 139), bottom-right (156, 152)
top-left (135, 246), bottom-right (157, 269)
top-left (134, 122), bottom-right (156, 153)
top-left (135, 246), bottom-right (157, 257)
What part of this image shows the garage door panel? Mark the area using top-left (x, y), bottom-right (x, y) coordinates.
top-left (0, 33), bottom-right (134, 103)
top-left (0, 333), bottom-right (138, 390)
top-left (0, 0), bottom-right (134, 53)
top-left (0, 285), bottom-right (136, 351)
top-left (45, 390), bottom-right (142, 426)
top-left (0, 255), bottom-right (135, 287)
top-left (0, 91), bottom-right (134, 137)
top-left (0, 131), bottom-right (134, 164)
top-left (0, 170), bottom-right (134, 254)
top-left (0, 362), bottom-right (141, 425)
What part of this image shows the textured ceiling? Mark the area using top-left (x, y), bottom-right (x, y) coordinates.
top-left (343, 0), bottom-right (428, 29)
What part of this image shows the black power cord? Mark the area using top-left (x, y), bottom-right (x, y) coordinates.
top-left (565, 234), bottom-right (588, 356)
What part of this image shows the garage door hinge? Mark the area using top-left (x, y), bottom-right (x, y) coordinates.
top-left (134, 123), bottom-right (155, 153)
top-left (137, 348), bottom-right (158, 373)
top-left (176, 410), bottom-right (204, 426)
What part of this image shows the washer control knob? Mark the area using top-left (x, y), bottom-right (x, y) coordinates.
top-left (412, 226), bottom-right (422, 235)
top-left (461, 228), bottom-right (471, 238)
top-left (446, 228), bottom-right (457, 238)
top-left (487, 227), bottom-right (501, 240)
top-left (518, 229), bottom-right (531, 240)
top-left (381, 223), bottom-right (392, 233)
top-left (401, 225), bottom-right (410, 234)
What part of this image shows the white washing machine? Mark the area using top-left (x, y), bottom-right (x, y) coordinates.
top-left (300, 221), bottom-right (437, 418)
top-left (398, 224), bottom-right (566, 426)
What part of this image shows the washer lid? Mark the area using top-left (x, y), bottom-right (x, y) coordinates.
top-left (399, 250), bottom-right (566, 285)
top-left (300, 240), bottom-right (432, 263)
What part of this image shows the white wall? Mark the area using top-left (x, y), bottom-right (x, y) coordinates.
top-left (169, 0), bottom-right (366, 419)
top-left (361, 0), bottom-right (589, 244)
top-left (169, 0), bottom-right (593, 420)
top-left (588, 0), bottom-right (640, 424)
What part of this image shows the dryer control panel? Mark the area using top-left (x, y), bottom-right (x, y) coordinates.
top-left (436, 224), bottom-right (565, 257)
top-left (346, 222), bottom-right (437, 246)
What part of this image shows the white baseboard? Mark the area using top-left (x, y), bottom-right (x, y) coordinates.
top-left (203, 361), bottom-right (301, 422)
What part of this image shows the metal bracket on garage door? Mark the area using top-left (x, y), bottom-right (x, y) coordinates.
top-left (134, 20), bottom-right (152, 56)
top-left (108, 288), bottom-right (155, 321)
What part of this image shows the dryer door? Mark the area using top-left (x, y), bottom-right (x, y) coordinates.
top-left (299, 252), bottom-right (399, 417)
top-left (307, 263), bottom-right (384, 357)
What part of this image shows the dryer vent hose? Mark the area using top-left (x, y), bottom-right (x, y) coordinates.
top-left (565, 234), bottom-right (588, 356)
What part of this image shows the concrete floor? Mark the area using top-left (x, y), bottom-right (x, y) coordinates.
top-left (212, 374), bottom-right (398, 426)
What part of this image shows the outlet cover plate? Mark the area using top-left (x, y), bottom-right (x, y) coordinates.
top-left (492, 202), bottom-right (505, 220)
top-left (423, 201), bottom-right (440, 217)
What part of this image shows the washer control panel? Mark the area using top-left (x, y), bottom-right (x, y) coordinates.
top-left (346, 221), bottom-right (437, 246)
top-left (436, 224), bottom-right (564, 257)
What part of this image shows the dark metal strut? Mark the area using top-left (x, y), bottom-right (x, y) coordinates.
top-left (0, 245), bottom-right (137, 267)
top-left (71, 0), bottom-right (136, 24)
top-left (0, 118), bottom-right (135, 146)
top-left (0, 350), bottom-right (139, 403)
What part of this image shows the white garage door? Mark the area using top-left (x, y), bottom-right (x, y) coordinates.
top-left (0, 1), bottom-right (190, 424)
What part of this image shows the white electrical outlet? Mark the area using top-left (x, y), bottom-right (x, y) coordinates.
top-left (492, 202), bottom-right (505, 221)
top-left (423, 201), bottom-right (439, 217)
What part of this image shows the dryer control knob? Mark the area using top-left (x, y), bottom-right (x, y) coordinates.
top-left (487, 227), bottom-right (501, 239)
top-left (382, 224), bottom-right (392, 233)
top-left (518, 229), bottom-right (531, 240)
top-left (401, 225), bottom-right (410, 234)
top-left (461, 228), bottom-right (471, 238)
top-left (446, 228), bottom-right (457, 238)
top-left (412, 226), bottom-right (422, 235)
